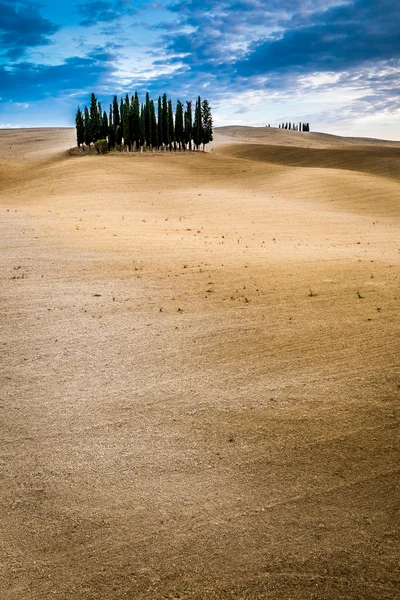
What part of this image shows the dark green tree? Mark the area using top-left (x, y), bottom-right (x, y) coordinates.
top-left (139, 104), bottom-right (145, 149)
top-left (89, 93), bottom-right (100, 142)
top-left (108, 106), bottom-right (116, 150)
top-left (131, 92), bottom-right (140, 151)
top-left (192, 96), bottom-right (202, 150)
top-left (162, 93), bottom-right (169, 150)
top-left (184, 101), bottom-right (192, 150)
top-left (84, 106), bottom-right (92, 147)
top-left (102, 110), bottom-right (108, 139)
top-left (145, 92), bottom-right (152, 148)
top-left (113, 95), bottom-right (120, 129)
top-left (120, 98), bottom-right (125, 138)
top-left (108, 104), bottom-right (114, 138)
top-left (167, 99), bottom-right (174, 151)
top-left (175, 100), bottom-right (184, 150)
top-left (98, 101), bottom-right (103, 133)
top-left (123, 94), bottom-right (131, 150)
top-left (201, 98), bottom-right (213, 149)
top-left (75, 107), bottom-right (84, 148)
top-left (150, 100), bottom-right (158, 149)
top-left (115, 124), bottom-right (122, 148)
top-left (157, 96), bottom-right (163, 149)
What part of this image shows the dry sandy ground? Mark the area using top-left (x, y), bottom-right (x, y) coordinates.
top-left (0, 126), bottom-right (399, 600)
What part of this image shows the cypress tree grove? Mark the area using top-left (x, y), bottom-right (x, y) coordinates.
top-left (75, 107), bottom-right (84, 148)
top-left (75, 92), bottom-right (213, 152)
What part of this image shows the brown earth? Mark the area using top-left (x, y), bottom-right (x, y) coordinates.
top-left (0, 126), bottom-right (399, 600)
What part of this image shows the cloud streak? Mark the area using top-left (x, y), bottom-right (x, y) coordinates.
top-left (235, 0), bottom-right (400, 76)
top-left (76, 0), bottom-right (137, 26)
top-left (0, 0), bottom-right (59, 59)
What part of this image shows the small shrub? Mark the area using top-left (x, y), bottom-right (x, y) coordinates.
top-left (94, 139), bottom-right (109, 154)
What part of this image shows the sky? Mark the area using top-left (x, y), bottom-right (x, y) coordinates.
top-left (1, 0), bottom-right (400, 138)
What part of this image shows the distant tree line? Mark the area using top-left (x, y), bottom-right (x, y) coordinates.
top-left (75, 92), bottom-right (213, 153)
top-left (278, 122), bottom-right (310, 132)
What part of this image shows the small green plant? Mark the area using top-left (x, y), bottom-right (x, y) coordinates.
top-left (94, 139), bottom-right (109, 154)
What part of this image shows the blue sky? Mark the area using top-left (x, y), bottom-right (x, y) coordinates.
top-left (1, 0), bottom-right (400, 138)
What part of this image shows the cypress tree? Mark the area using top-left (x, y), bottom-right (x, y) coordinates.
top-left (175, 100), bottom-right (184, 150)
top-left (120, 98), bottom-right (124, 138)
top-left (132, 92), bottom-right (140, 151)
top-left (102, 111), bottom-right (108, 139)
top-left (184, 101), bottom-right (192, 150)
top-left (115, 125), bottom-right (122, 148)
top-left (108, 106), bottom-right (116, 150)
top-left (201, 99), bottom-right (213, 149)
top-left (157, 96), bottom-right (163, 149)
top-left (145, 92), bottom-right (152, 148)
top-left (139, 104), bottom-right (145, 150)
top-left (98, 101), bottom-right (103, 131)
top-left (84, 106), bottom-right (92, 147)
top-left (89, 93), bottom-right (100, 142)
top-left (108, 125), bottom-right (116, 150)
top-left (123, 94), bottom-right (131, 150)
top-left (128, 96), bottom-right (135, 150)
top-left (162, 94), bottom-right (169, 151)
top-left (97, 101), bottom-right (103, 140)
top-left (150, 100), bottom-right (158, 150)
top-left (192, 96), bottom-right (202, 150)
top-left (113, 95), bottom-right (120, 129)
top-left (75, 107), bottom-right (84, 148)
top-left (167, 99), bottom-right (174, 151)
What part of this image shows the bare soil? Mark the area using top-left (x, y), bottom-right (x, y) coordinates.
top-left (0, 126), bottom-right (399, 600)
